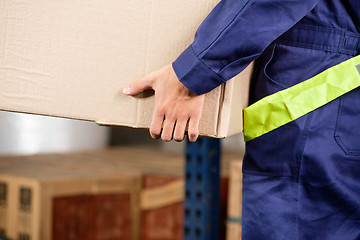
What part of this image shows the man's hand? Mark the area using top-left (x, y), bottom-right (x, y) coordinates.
top-left (123, 64), bottom-right (204, 142)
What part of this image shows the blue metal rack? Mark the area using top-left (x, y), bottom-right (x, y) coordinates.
top-left (184, 137), bottom-right (221, 240)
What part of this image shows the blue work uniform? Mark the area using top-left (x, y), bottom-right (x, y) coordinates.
top-left (172, 0), bottom-right (360, 239)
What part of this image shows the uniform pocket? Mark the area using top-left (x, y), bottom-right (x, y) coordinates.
top-left (264, 44), bottom-right (340, 90)
top-left (335, 88), bottom-right (360, 156)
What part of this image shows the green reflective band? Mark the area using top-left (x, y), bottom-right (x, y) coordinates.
top-left (244, 55), bottom-right (360, 142)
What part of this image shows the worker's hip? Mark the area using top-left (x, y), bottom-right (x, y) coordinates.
top-left (244, 24), bottom-right (360, 173)
top-left (242, 25), bottom-right (360, 240)
top-left (251, 24), bottom-right (360, 103)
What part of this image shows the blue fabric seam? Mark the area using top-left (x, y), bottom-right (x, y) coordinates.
top-left (334, 97), bottom-right (360, 156)
top-left (279, 24), bottom-right (360, 55)
top-left (338, 30), bottom-right (345, 54)
top-left (196, 0), bottom-right (252, 57)
top-left (334, 95), bottom-right (342, 138)
top-left (335, 136), bottom-right (360, 156)
top-left (292, 113), bottom-right (313, 240)
top-left (242, 170), bottom-right (294, 177)
top-left (277, 40), bottom-right (357, 56)
top-left (263, 44), bottom-right (287, 89)
top-left (189, 45), bottom-right (227, 84)
top-left (295, 23), bottom-right (360, 37)
top-left (218, 52), bottom-right (259, 76)
top-left (174, 45), bottom-right (226, 94)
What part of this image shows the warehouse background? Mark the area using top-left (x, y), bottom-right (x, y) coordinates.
top-left (0, 111), bottom-right (245, 155)
top-left (0, 111), bottom-right (243, 240)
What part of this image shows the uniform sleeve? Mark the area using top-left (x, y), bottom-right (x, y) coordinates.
top-left (172, 0), bottom-right (319, 95)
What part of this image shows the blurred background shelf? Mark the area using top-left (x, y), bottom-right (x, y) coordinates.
top-left (0, 111), bottom-right (244, 240)
top-left (0, 145), bottom-right (243, 240)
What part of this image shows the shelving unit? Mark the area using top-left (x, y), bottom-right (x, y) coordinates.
top-left (184, 138), bottom-right (221, 240)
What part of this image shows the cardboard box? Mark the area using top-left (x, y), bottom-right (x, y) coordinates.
top-left (140, 175), bottom-right (184, 240)
top-left (53, 193), bottom-right (132, 240)
top-left (0, 0), bottom-right (252, 138)
top-left (3, 173), bottom-right (142, 240)
top-left (226, 160), bottom-right (243, 240)
top-left (0, 148), bottom-right (176, 240)
top-left (0, 147), bottom-right (243, 240)
top-left (140, 175), bottom-right (229, 240)
top-left (0, 147), bottom-right (185, 240)
top-left (0, 175), bottom-right (11, 237)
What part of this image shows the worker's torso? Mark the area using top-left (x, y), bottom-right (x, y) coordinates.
top-left (300, 0), bottom-right (360, 33)
top-left (243, 2), bottom-right (360, 239)
top-left (252, 0), bottom-right (360, 103)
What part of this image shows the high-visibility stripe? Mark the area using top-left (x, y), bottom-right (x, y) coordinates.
top-left (243, 55), bottom-right (360, 142)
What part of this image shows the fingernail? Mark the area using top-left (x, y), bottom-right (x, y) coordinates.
top-left (123, 87), bottom-right (130, 94)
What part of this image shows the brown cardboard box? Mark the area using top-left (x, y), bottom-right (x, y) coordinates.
top-left (53, 192), bottom-right (132, 240)
top-left (0, 175), bottom-right (11, 237)
top-left (4, 173), bottom-right (142, 240)
top-left (226, 160), bottom-right (243, 240)
top-left (0, 147), bottom-right (182, 240)
top-left (0, 147), bottom-right (243, 240)
top-left (0, 0), bottom-right (252, 138)
top-left (140, 175), bottom-right (230, 240)
top-left (141, 175), bottom-right (184, 240)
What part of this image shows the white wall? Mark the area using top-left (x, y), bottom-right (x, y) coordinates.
top-left (0, 111), bottom-right (109, 155)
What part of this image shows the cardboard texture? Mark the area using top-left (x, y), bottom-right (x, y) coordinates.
top-left (0, 148), bottom-right (171, 240)
top-left (140, 175), bottom-right (229, 240)
top-left (3, 174), bottom-right (142, 240)
top-left (141, 175), bottom-right (183, 240)
top-left (0, 0), bottom-right (252, 138)
top-left (53, 193), bottom-right (132, 240)
top-left (226, 160), bottom-right (243, 240)
top-left (0, 147), bottom-right (182, 240)
top-left (0, 175), bottom-right (11, 237)
top-left (140, 179), bottom-right (184, 211)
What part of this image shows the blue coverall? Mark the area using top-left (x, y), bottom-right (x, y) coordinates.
top-left (172, 0), bottom-right (360, 239)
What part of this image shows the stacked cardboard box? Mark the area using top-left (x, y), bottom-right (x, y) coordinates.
top-left (141, 175), bottom-right (183, 240)
top-left (0, 147), bottom-right (242, 240)
top-left (226, 160), bottom-right (243, 240)
top-left (0, 175), bottom-right (9, 237)
top-left (140, 175), bottom-right (230, 240)
top-left (1, 165), bottom-right (142, 240)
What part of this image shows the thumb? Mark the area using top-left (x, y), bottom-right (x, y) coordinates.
top-left (123, 77), bottom-right (153, 96)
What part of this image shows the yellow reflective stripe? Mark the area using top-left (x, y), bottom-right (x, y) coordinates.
top-left (243, 55), bottom-right (360, 142)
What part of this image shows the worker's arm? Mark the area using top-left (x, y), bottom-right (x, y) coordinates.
top-left (123, 65), bottom-right (204, 142)
top-left (124, 0), bottom-right (319, 142)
